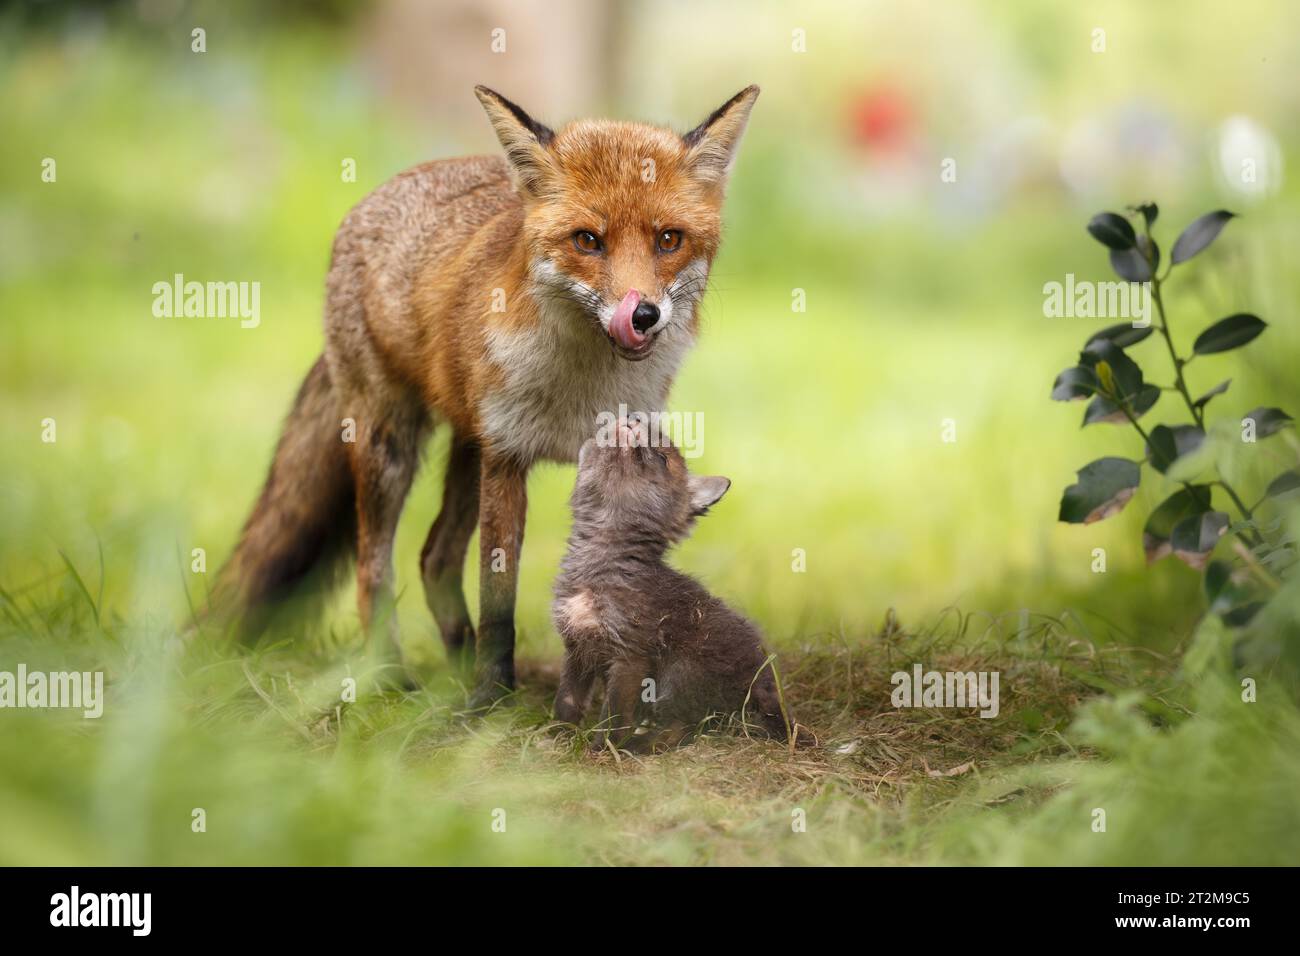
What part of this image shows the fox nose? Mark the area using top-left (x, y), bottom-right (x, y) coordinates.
top-left (631, 301), bottom-right (660, 333)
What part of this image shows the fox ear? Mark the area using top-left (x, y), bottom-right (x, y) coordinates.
top-left (474, 86), bottom-right (556, 197)
top-left (688, 475), bottom-right (731, 516)
top-left (682, 85), bottom-right (760, 187)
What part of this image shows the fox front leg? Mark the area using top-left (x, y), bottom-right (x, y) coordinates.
top-left (470, 452), bottom-right (528, 708)
top-left (419, 435), bottom-right (480, 676)
top-left (591, 659), bottom-right (649, 753)
top-left (554, 656), bottom-right (597, 725)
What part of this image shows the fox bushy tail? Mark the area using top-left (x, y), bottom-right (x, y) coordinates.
top-left (209, 355), bottom-right (355, 640)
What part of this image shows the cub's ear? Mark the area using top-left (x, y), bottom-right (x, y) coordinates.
top-left (688, 475), bottom-right (731, 516)
top-left (474, 85), bottom-right (556, 197)
top-left (682, 85), bottom-right (760, 187)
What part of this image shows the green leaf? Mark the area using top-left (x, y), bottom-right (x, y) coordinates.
top-left (1171, 210), bottom-right (1235, 264)
top-left (1258, 547), bottom-right (1295, 570)
top-left (1170, 511), bottom-right (1229, 570)
top-left (1130, 202), bottom-right (1158, 228)
top-left (1242, 406), bottom-right (1294, 438)
top-left (1138, 234), bottom-right (1160, 274)
top-left (1192, 379), bottom-right (1231, 409)
top-left (1204, 559), bottom-right (1232, 607)
top-left (1095, 361), bottom-right (1116, 394)
top-left (1143, 486), bottom-right (1213, 564)
top-left (1082, 385), bottom-right (1160, 426)
top-left (1145, 424), bottom-right (1205, 474)
top-left (1079, 339), bottom-right (1144, 400)
top-left (1051, 366), bottom-right (1098, 402)
top-left (1204, 560), bottom-right (1262, 625)
top-left (1109, 245), bottom-right (1152, 282)
top-left (1059, 458), bottom-right (1141, 524)
top-left (1084, 322), bottom-right (1154, 351)
top-left (1079, 339), bottom-right (1152, 427)
top-left (1087, 212), bottom-right (1137, 250)
top-left (1265, 470), bottom-right (1300, 500)
top-left (1222, 602), bottom-right (1265, 627)
top-left (1229, 517), bottom-right (1280, 538)
top-left (1192, 313), bottom-right (1266, 354)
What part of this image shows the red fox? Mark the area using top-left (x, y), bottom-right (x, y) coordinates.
top-left (553, 418), bottom-right (804, 752)
top-left (212, 85), bottom-right (760, 704)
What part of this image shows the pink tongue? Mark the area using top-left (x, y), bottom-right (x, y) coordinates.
top-left (610, 290), bottom-right (645, 349)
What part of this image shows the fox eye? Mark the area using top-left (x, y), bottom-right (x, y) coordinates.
top-left (657, 229), bottom-right (683, 253)
top-left (573, 230), bottom-right (603, 254)
top-left (655, 450), bottom-right (669, 466)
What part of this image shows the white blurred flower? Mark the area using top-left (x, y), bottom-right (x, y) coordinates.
top-left (1216, 115), bottom-right (1283, 200)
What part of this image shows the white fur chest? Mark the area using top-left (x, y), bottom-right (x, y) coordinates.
top-left (480, 302), bottom-right (693, 465)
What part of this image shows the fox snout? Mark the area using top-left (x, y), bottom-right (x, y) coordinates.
top-left (632, 300), bottom-right (660, 333)
top-left (606, 289), bottom-right (664, 354)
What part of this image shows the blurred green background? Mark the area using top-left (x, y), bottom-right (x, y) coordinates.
top-left (2, 0), bottom-right (1299, 865)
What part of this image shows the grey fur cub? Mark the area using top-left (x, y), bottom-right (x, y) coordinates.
top-left (553, 419), bottom-right (801, 751)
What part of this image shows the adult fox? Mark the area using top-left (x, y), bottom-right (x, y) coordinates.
top-left (213, 84), bottom-right (759, 704)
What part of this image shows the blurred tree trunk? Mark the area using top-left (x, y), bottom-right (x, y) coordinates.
top-left (363, 0), bottom-right (621, 139)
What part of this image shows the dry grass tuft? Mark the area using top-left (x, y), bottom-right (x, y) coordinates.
top-left (466, 607), bottom-right (1174, 821)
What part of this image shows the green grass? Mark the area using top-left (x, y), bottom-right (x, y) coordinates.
top-left (3, 18), bottom-right (1300, 865)
top-left (5, 581), bottom-right (1299, 866)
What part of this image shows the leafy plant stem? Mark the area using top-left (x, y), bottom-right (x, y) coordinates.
top-left (1116, 397), bottom-right (1255, 549)
top-left (1144, 224), bottom-right (1262, 544)
top-left (1218, 481), bottom-right (1264, 542)
top-left (1145, 245), bottom-right (1202, 431)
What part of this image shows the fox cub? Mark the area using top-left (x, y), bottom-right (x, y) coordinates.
top-left (553, 419), bottom-right (802, 751)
